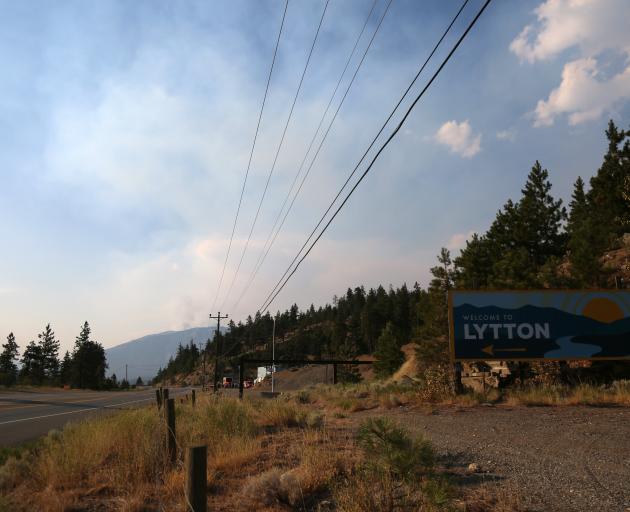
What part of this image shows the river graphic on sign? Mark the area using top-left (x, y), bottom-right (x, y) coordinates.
top-left (449, 291), bottom-right (630, 361)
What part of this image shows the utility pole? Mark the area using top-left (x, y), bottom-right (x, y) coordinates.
top-left (202, 348), bottom-right (207, 391)
top-left (209, 312), bottom-right (228, 393)
top-left (125, 364), bottom-right (128, 383)
top-left (271, 316), bottom-right (276, 394)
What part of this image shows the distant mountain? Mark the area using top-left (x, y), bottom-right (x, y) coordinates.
top-left (105, 327), bottom-right (218, 382)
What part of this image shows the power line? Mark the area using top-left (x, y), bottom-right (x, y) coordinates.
top-left (231, 0), bottom-right (387, 312)
top-left (210, 0), bottom-right (289, 312)
top-left (220, 0), bottom-right (331, 310)
top-left (259, 0), bottom-right (492, 313)
top-left (258, 0), bottom-right (473, 312)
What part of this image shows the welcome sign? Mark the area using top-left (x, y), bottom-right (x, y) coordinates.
top-left (448, 290), bottom-right (630, 361)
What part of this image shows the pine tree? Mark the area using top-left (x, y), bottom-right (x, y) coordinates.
top-left (374, 322), bottom-right (404, 378)
top-left (457, 162), bottom-right (567, 289)
top-left (588, 120), bottom-right (630, 239)
top-left (567, 176), bottom-right (604, 285)
top-left (135, 376), bottom-right (144, 386)
top-left (70, 322), bottom-right (107, 389)
top-left (59, 351), bottom-right (72, 385)
top-left (38, 324), bottom-right (60, 382)
top-left (454, 233), bottom-right (493, 289)
top-left (0, 333), bottom-right (20, 386)
top-left (20, 340), bottom-right (45, 384)
top-left (416, 249), bottom-right (456, 340)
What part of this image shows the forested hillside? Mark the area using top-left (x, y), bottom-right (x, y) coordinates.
top-left (154, 121), bottom-right (629, 383)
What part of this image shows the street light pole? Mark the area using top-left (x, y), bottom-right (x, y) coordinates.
top-left (271, 316), bottom-right (276, 394)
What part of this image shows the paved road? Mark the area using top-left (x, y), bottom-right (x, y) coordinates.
top-left (0, 387), bottom-right (191, 445)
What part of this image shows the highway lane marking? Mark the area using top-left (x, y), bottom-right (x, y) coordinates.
top-left (0, 389), bottom-right (190, 426)
top-left (0, 392), bottom-right (143, 412)
top-left (0, 396), bottom-right (156, 426)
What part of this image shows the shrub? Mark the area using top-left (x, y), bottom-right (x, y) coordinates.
top-left (241, 469), bottom-right (282, 507)
top-left (357, 417), bottom-right (434, 482)
top-left (295, 390), bottom-right (312, 404)
top-left (0, 457), bottom-right (30, 491)
top-left (422, 474), bottom-right (454, 507)
top-left (305, 411), bottom-right (324, 429)
top-left (379, 393), bottom-right (403, 409)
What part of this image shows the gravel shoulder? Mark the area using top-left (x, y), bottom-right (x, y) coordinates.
top-left (351, 405), bottom-right (630, 512)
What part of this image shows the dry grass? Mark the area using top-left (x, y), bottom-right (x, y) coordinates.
top-left (36, 408), bottom-right (167, 490)
top-left (241, 468), bottom-right (283, 508)
top-left (505, 380), bottom-right (630, 406)
top-left (462, 482), bottom-right (527, 512)
top-left (0, 393), bottom-right (319, 511)
top-left (301, 378), bottom-right (630, 411)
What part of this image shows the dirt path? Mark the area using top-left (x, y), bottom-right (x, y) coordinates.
top-left (351, 405), bottom-right (630, 511)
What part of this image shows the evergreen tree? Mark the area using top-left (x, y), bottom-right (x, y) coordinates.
top-left (38, 324), bottom-right (60, 382)
top-left (456, 161), bottom-right (567, 288)
top-left (59, 351), bottom-right (72, 385)
top-left (70, 322), bottom-right (107, 389)
top-left (20, 340), bottom-right (45, 384)
top-left (374, 322), bottom-right (404, 378)
top-left (492, 162), bottom-right (566, 287)
top-left (568, 176), bottom-right (587, 232)
top-left (455, 234), bottom-right (493, 289)
top-left (416, 249), bottom-right (455, 340)
top-left (0, 333), bottom-right (20, 386)
top-left (567, 176), bottom-right (605, 285)
top-left (588, 120), bottom-right (630, 239)
top-left (135, 376), bottom-right (144, 386)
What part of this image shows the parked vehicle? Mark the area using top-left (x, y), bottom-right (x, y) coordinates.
top-left (222, 377), bottom-right (233, 388)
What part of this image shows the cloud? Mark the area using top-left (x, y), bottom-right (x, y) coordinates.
top-left (534, 57), bottom-right (630, 126)
top-left (446, 231), bottom-right (475, 251)
top-left (496, 128), bottom-right (516, 142)
top-left (510, 0), bottom-right (629, 64)
top-left (511, 0), bottom-right (630, 127)
top-left (435, 120), bottom-right (481, 158)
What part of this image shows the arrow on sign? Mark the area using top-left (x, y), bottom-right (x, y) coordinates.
top-left (482, 345), bottom-right (528, 357)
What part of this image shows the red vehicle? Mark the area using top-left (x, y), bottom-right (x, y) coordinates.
top-left (222, 377), bottom-right (233, 388)
top-left (243, 379), bottom-right (254, 389)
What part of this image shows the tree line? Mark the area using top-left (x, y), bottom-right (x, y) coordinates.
top-left (153, 340), bottom-right (202, 383)
top-left (0, 321), bottom-right (118, 389)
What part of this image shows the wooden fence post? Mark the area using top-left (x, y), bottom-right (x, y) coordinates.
top-left (156, 389), bottom-right (162, 410)
top-left (185, 445), bottom-right (207, 512)
top-left (239, 358), bottom-right (244, 399)
top-left (453, 363), bottom-right (463, 395)
top-left (333, 364), bottom-right (338, 385)
top-left (165, 398), bottom-right (177, 465)
top-left (191, 389), bottom-right (196, 407)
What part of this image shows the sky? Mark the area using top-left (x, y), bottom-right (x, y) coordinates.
top-left (1, 0), bottom-right (629, 353)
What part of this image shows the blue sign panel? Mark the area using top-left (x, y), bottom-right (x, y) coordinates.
top-left (449, 291), bottom-right (630, 360)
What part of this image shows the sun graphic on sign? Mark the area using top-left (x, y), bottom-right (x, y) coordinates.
top-left (582, 297), bottom-right (625, 324)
